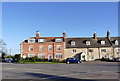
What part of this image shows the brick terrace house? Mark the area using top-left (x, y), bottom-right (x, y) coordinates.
top-left (20, 31), bottom-right (66, 60)
top-left (21, 31), bottom-right (120, 61)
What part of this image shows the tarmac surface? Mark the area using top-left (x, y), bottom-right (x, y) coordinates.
top-left (1, 61), bottom-right (120, 81)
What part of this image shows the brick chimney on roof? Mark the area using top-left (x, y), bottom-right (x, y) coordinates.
top-left (36, 31), bottom-right (40, 39)
top-left (63, 32), bottom-right (66, 38)
top-left (107, 31), bottom-right (110, 39)
top-left (93, 32), bottom-right (97, 39)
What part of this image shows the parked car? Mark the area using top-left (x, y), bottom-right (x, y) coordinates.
top-left (5, 58), bottom-right (14, 63)
top-left (66, 58), bottom-right (82, 64)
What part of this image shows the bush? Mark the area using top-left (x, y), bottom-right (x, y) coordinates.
top-left (15, 54), bottom-right (21, 62)
top-left (51, 59), bottom-right (60, 62)
top-left (59, 60), bottom-right (66, 63)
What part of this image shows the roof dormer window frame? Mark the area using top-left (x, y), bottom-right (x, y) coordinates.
top-left (38, 39), bottom-right (46, 43)
top-left (71, 41), bottom-right (75, 46)
top-left (55, 38), bottom-right (62, 42)
top-left (101, 40), bottom-right (105, 45)
top-left (28, 39), bottom-right (35, 43)
top-left (115, 40), bottom-right (119, 45)
top-left (86, 41), bottom-right (90, 45)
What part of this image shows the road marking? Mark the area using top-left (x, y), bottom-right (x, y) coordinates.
top-left (3, 68), bottom-right (15, 70)
top-left (102, 71), bottom-right (108, 72)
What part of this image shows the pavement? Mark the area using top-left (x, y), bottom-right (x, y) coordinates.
top-left (1, 61), bottom-right (120, 81)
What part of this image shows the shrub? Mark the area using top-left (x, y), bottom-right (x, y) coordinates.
top-left (60, 60), bottom-right (66, 63)
top-left (15, 54), bottom-right (21, 62)
top-left (51, 59), bottom-right (60, 62)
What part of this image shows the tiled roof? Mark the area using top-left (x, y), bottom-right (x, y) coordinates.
top-left (109, 37), bottom-right (120, 47)
top-left (66, 37), bottom-right (112, 48)
top-left (22, 37), bottom-right (64, 43)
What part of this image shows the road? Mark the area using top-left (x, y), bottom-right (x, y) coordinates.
top-left (2, 62), bottom-right (119, 80)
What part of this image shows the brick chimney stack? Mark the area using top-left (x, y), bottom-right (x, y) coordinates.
top-left (36, 31), bottom-right (40, 39)
top-left (93, 32), bottom-right (97, 39)
top-left (63, 32), bottom-right (66, 38)
top-left (107, 31), bottom-right (110, 39)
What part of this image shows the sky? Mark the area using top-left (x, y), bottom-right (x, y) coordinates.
top-left (2, 2), bottom-right (118, 55)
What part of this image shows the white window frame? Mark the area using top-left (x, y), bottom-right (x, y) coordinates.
top-left (56, 45), bottom-right (61, 51)
top-left (55, 53), bottom-right (62, 59)
top-left (115, 40), bottom-right (119, 45)
top-left (86, 41), bottom-right (90, 45)
top-left (29, 46), bottom-right (34, 51)
top-left (71, 41), bottom-right (75, 46)
top-left (89, 49), bottom-right (93, 52)
top-left (101, 41), bottom-right (105, 45)
top-left (28, 54), bottom-right (35, 58)
top-left (39, 45), bottom-right (44, 51)
top-left (48, 45), bottom-right (52, 51)
top-left (38, 53), bottom-right (45, 58)
top-left (38, 39), bottom-right (46, 42)
top-left (55, 38), bottom-right (62, 42)
top-left (72, 49), bottom-right (77, 53)
top-left (101, 49), bottom-right (106, 52)
top-left (28, 39), bottom-right (35, 43)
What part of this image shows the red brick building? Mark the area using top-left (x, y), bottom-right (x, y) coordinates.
top-left (20, 31), bottom-right (66, 60)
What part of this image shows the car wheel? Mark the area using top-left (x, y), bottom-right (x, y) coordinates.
top-left (67, 61), bottom-right (70, 64)
top-left (77, 61), bottom-right (80, 64)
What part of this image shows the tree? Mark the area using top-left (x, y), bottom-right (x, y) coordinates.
top-left (15, 54), bottom-right (21, 62)
top-left (0, 39), bottom-right (6, 61)
top-left (0, 39), bottom-right (6, 53)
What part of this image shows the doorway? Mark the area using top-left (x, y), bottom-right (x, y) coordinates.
top-left (48, 54), bottom-right (52, 61)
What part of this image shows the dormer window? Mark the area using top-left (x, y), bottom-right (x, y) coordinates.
top-left (71, 41), bottom-right (75, 46)
top-left (86, 41), bottom-right (90, 45)
top-left (115, 40), bottom-right (119, 45)
top-left (55, 38), bottom-right (62, 42)
top-left (28, 39), bottom-right (35, 43)
top-left (38, 39), bottom-right (46, 42)
top-left (101, 41), bottom-right (105, 45)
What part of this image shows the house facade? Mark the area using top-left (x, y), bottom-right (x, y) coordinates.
top-left (65, 31), bottom-right (120, 61)
top-left (20, 31), bottom-right (66, 60)
top-left (20, 31), bottom-right (120, 61)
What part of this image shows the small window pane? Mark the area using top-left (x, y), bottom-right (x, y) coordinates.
top-left (115, 40), bottom-right (119, 45)
top-left (48, 45), bottom-right (52, 51)
top-left (89, 49), bottom-right (93, 52)
top-left (38, 54), bottom-right (45, 58)
top-left (29, 46), bottom-right (33, 51)
top-left (28, 54), bottom-right (35, 58)
top-left (71, 41), bottom-right (75, 46)
top-left (101, 41), bottom-right (105, 45)
top-left (55, 38), bottom-right (62, 42)
top-left (38, 39), bottom-right (46, 42)
top-left (101, 49), bottom-right (106, 52)
top-left (86, 41), bottom-right (90, 45)
top-left (40, 45), bottom-right (44, 51)
top-left (57, 45), bottom-right (61, 51)
top-left (28, 39), bottom-right (35, 43)
top-left (55, 53), bottom-right (62, 59)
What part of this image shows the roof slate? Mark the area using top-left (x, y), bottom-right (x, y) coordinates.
top-left (65, 37), bottom-right (120, 48)
top-left (22, 37), bottom-right (64, 43)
